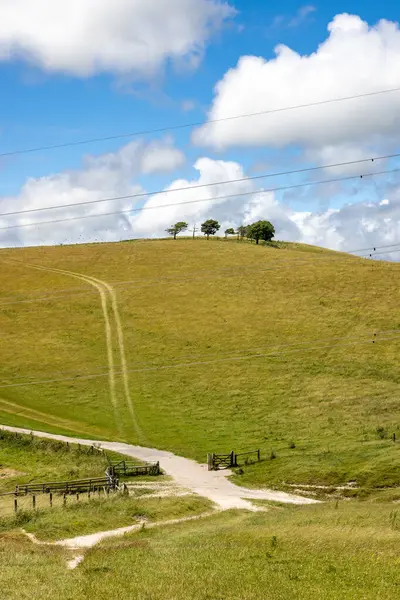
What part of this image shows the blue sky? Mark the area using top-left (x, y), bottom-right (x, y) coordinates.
top-left (0, 1), bottom-right (400, 254)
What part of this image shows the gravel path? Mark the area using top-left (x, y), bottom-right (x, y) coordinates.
top-left (1, 425), bottom-right (318, 509)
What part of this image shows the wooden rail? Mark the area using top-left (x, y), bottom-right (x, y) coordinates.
top-left (207, 452), bottom-right (235, 471)
top-left (107, 461), bottom-right (160, 477)
top-left (14, 476), bottom-right (117, 496)
top-left (234, 449), bottom-right (261, 465)
top-left (208, 449), bottom-right (261, 470)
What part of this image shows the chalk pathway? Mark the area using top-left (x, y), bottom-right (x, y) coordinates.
top-left (1, 425), bottom-right (317, 510)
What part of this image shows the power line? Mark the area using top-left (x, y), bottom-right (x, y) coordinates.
top-left (364, 248), bottom-right (400, 258)
top-left (0, 332), bottom-right (397, 390)
top-left (1, 166), bottom-right (399, 232)
top-left (2, 329), bottom-right (398, 381)
top-left (348, 242), bottom-right (400, 254)
top-left (1, 86), bottom-right (400, 159)
top-left (1, 151), bottom-right (399, 219)
top-left (1, 249), bottom-right (398, 308)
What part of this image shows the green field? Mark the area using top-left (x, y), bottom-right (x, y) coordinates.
top-left (1, 501), bottom-right (400, 599)
top-left (0, 429), bottom-right (110, 495)
top-left (0, 429), bottom-right (209, 541)
top-left (0, 239), bottom-right (399, 489)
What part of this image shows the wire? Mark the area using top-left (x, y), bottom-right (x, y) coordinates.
top-left (1, 166), bottom-right (400, 232)
top-left (1, 250), bottom-right (397, 308)
top-left (1, 86), bottom-right (400, 159)
top-left (2, 329), bottom-right (398, 381)
top-left (364, 248), bottom-right (400, 258)
top-left (348, 242), bottom-right (400, 254)
top-left (0, 151), bottom-right (399, 219)
top-left (0, 333), bottom-right (397, 390)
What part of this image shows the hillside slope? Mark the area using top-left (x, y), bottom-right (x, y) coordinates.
top-left (0, 239), bottom-right (399, 488)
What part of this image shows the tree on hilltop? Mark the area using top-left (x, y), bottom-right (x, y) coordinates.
top-left (237, 225), bottom-right (249, 240)
top-left (201, 219), bottom-right (220, 240)
top-left (166, 221), bottom-right (188, 240)
top-left (247, 220), bottom-right (275, 245)
top-left (224, 227), bottom-right (236, 238)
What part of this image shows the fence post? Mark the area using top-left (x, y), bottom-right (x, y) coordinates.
top-left (49, 493), bottom-right (53, 508)
top-left (63, 493), bottom-right (67, 507)
top-left (14, 495), bottom-right (18, 513)
top-left (32, 495), bottom-right (36, 510)
top-left (257, 449), bottom-right (261, 462)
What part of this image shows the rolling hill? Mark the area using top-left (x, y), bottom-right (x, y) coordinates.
top-left (0, 238), bottom-right (399, 489)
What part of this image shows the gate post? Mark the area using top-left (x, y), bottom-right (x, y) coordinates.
top-left (207, 453), bottom-right (211, 471)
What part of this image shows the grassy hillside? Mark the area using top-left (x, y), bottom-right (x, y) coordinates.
top-left (0, 429), bottom-right (109, 495)
top-left (0, 239), bottom-right (399, 488)
top-left (1, 501), bottom-right (400, 599)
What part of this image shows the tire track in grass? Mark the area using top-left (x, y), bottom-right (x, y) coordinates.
top-left (0, 398), bottom-right (95, 436)
top-left (79, 274), bottom-right (144, 442)
top-left (5, 259), bottom-right (122, 436)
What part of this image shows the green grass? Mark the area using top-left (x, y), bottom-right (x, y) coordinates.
top-left (0, 494), bottom-right (213, 541)
top-left (1, 501), bottom-right (400, 599)
top-left (0, 429), bottom-right (111, 494)
top-left (85, 502), bottom-right (400, 599)
top-left (0, 239), bottom-right (399, 488)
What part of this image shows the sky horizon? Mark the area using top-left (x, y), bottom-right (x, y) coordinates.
top-left (1, 0), bottom-right (400, 259)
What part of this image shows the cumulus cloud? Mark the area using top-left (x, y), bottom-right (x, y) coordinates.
top-left (0, 138), bottom-right (185, 247)
top-left (130, 158), bottom-right (400, 258)
top-left (0, 0), bottom-right (235, 77)
top-left (193, 13), bottom-right (400, 168)
top-left (1, 150), bottom-right (399, 258)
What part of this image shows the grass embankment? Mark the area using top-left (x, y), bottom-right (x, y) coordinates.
top-left (0, 240), bottom-right (399, 488)
top-left (1, 501), bottom-right (400, 599)
top-left (0, 430), bottom-right (204, 540)
top-left (1, 494), bottom-right (212, 541)
top-left (0, 429), bottom-right (110, 494)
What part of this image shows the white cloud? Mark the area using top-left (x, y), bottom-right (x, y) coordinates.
top-left (0, 0), bottom-right (235, 77)
top-left (181, 100), bottom-right (196, 112)
top-left (193, 13), bottom-right (400, 168)
top-left (288, 5), bottom-right (316, 28)
top-left (0, 138), bottom-right (184, 247)
top-left (1, 151), bottom-right (399, 259)
top-left (130, 157), bottom-right (255, 236)
top-left (130, 158), bottom-right (400, 258)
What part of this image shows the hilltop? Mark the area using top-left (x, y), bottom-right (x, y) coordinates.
top-left (0, 238), bottom-right (399, 490)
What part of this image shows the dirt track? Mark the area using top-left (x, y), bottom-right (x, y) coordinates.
top-left (1, 424), bottom-right (318, 510)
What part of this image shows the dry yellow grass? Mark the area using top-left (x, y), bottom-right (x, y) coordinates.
top-left (0, 239), bottom-right (399, 487)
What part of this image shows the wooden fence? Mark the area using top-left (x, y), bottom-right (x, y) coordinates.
top-left (14, 475), bottom-right (117, 495)
top-left (106, 460), bottom-right (160, 478)
top-left (234, 449), bottom-right (261, 466)
top-left (207, 449), bottom-right (261, 471)
top-left (0, 474), bottom-right (120, 514)
top-left (207, 452), bottom-right (235, 471)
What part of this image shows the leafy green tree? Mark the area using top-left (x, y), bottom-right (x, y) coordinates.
top-left (166, 221), bottom-right (188, 240)
top-left (201, 219), bottom-right (220, 240)
top-left (237, 225), bottom-right (249, 240)
top-left (224, 227), bottom-right (236, 238)
top-left (247, 220), bottom-right (275, 245)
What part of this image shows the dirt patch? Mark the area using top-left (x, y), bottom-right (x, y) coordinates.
top-left (0, 468), bottom-right (25, 478)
